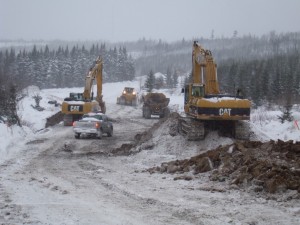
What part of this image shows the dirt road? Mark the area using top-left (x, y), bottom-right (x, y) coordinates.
top-left (0, 103), bottom-right (299, 225)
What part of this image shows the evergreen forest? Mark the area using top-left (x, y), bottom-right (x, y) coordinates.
top-left (1, 31), bottom-right (300, 124)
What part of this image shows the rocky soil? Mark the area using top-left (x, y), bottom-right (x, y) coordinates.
top-left (146, 115), bottom-right (300, 200)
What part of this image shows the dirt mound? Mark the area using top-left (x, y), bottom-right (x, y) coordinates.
top-left (111, 143), bottom-right (134, 156)
top-left (110, 117), bottom-right (168, 156)
top-left (45, 111), bottom-right (64, 127)
top-left (147, 140), bottom-right (300, 194)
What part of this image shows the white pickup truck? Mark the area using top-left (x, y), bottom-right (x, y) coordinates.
top-left (72, 112), bottom-right (113, 139)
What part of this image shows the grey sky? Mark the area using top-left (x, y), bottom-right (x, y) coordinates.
top-left (1, 0), bottom-right (300, 42)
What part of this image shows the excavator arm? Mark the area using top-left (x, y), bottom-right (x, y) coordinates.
top-left (192, 41), bottom-right (220, 95)
top-left (82, 57), bottom-right (106, 113)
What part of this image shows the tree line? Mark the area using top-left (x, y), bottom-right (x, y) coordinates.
top-left (1, 31), bottom-right (300, 125)
top-left (0, 43), bottom-right (135, 124)
top-left (144, 67), bottom-right (179, 92)
top-left (218, 50), bottom-right (300, 107)
top-left (0, 43), bottom-right (135, 89)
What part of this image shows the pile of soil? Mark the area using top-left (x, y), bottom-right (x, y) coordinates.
top-left (147, 140), bottom-right (300, 194)
top-left (45, 111), bottom-right (64, 127)
top-left (111, 117), bottom-right (167, 156)
top-left (143, 93), bottom-right (169, 107)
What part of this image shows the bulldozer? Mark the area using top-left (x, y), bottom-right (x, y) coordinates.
top-left (61, 57), bottom-right (106, 126)
top-left (180, 42), bottom-right (251, 140)
top-left (142, 93), bottom-right (170, 119)
top-left (116, 87), bottom-right (138, 106)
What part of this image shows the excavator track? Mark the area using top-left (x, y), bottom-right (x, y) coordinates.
top-left (234, 121), bottom-right (250, 140)
top-left (179, 117), bottom-right (205, 140)
top-left (178, 117), bottom-right (250, 140)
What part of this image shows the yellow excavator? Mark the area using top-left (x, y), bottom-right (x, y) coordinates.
top-left (180, 42), bottom-right (251, 140)
top-left (61, 57), bottom-right (106, 126)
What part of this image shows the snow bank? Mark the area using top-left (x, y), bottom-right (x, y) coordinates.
top-left (0, 123), bottom-right (29, 164)
top-left (251, 107), bottom-right (300, 142)
top-left (18, 86), bottom-right (61, 132)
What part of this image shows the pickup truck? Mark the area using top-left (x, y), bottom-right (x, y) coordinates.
top-left (72, 112), bottom-right (113, 139)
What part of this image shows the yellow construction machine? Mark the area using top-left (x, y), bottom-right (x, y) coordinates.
top-left (180, 42), bottom-right (251, 140)
top-left (116, 87), bottom-right (138, 106)
top-left (61, 57), bottom-right (106, 126)
top-left (142, 92), bottom-right (170, 119)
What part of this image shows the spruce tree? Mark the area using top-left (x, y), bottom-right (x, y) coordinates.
top-left (172, 70), bottom-right (178, 88)
top-left (145, 70), bottom-right (155, 92)
top-left (166, 67), bottom-right (172, 88)
top-left (7, 84), bottom-right (21, 126)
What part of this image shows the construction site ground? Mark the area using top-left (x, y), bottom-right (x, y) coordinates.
top-left (0, 102), bottom-right (300, 225)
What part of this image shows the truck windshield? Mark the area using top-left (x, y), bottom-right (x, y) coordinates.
top-left (94, 115), bottom-right (103, 120)
top-left (83, 114), bottom-right (103, 120)
top-left (125, 88), bottom-right (133, 93)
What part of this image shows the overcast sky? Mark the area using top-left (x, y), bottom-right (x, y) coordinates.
top-left (1, 0), bottom-right (300, 42)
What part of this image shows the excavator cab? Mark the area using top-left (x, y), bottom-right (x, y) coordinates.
top-left (70, 93), bottom-right (84, 101)
top-left (191, 84), bottom-right (205, 97)
top-left (183, 84), bottom-right (205, 105)
top-left (63, 93), bottom-right (84, 101)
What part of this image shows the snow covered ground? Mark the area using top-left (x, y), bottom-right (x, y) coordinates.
top-left (0, 78), bottom-right (300, 224)
top-left (0, 78), bottom-right (184, 163)
top-left (2, 78), bottom-right (300, 159)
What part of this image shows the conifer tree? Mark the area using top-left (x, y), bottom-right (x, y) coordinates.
top-left (172, 70), bottom-right (178, 88)
top-left (166, 67), bottom-right (172, 88)
top-left (145, 70), bottom-right (155, 92)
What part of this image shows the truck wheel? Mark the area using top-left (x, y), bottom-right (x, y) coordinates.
top-left (132, 99), bottom-right (137, 106)
top-left (75, 133), bottom-right (81, 139)
top-left (97, 129), bottom-right (103, 139)
top-left (120, 97), bottom-right (125, 105)
top-left (143, 107), bottom-right (151, 119)
top-left (164, 108), bottom-right (170, 117)
top-left (160, 108), bottom-right (170, 118)
top-left (64, 114), bottom-right (73, 126)
top-left (107, 127), bottom-right (113, 137)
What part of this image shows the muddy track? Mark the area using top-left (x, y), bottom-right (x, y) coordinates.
top-left (1, 106), bottom-right (300, 225)
top-left (26, 116), bottom-right (201, 224)
top-left (0, 108), bottom-right (185, 225)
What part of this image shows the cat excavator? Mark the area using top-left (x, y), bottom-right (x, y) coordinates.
top-left (61, 57), bottom-right (106, 126)
top-left (180, 42), bottom-right (251, 140)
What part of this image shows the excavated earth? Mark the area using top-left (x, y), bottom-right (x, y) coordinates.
top-left (47, 111), bottom-right (300, 198)
top-left (146, 114), bottom-right (300, 198)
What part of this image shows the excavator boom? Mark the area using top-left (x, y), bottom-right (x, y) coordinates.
top-left (82, 57), bottom-right (105, 113)
top-left (192, 41), bottom-right (220, 94)
top-left (83, 58), bottom-right (103, 100)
